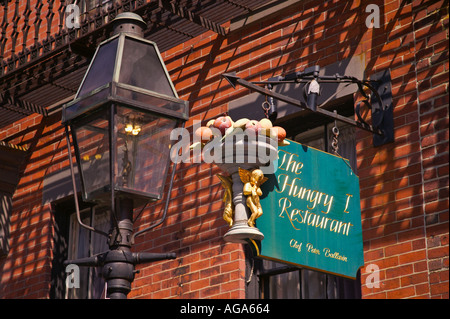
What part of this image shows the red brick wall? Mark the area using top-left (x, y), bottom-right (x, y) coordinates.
top-left (0, 0), bottom-right (448, 299)
top-left (357, 0), bottom-right (449, 299)
top-left (0, 113), bottom-right (66, 298)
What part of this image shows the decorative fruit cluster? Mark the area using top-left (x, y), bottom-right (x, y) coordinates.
top-left (193, 115), bottom-right (289, 147)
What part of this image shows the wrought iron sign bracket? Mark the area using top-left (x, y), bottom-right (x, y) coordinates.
top-left (367, 69), bottom-right (394, 146)
top-left (222, 67), bottom-right (394, 147)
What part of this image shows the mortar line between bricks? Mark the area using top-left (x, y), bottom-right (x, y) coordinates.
top-left (412, 5), bottom-right (432, 299)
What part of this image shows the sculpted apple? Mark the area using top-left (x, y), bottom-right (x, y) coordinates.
top-left (271, 126), bottom-right (286, 141)
top-left (194, 126), bottom-right (213, 143)
top-left (213, 116), bottom-right (233, 135)
top-left (244, 120), bottom-right (261, 134)
top-left (258, 118), bottom-right (273, 136)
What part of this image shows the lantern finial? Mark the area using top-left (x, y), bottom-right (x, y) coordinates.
top-left (112, 12), bottom-right (147, 37)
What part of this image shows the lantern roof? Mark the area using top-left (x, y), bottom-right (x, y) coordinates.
top-left (62, 13), bottom-right (188, 123)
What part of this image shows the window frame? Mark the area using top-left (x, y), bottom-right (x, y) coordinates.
top-left (65, 205), bottom-right (110, 299)
top-left (51, 197), bottom-right (110, 299)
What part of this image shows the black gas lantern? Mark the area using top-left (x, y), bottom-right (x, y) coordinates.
top-left (62, 12), bottom-right (188, 299)
top-left (63, 12), bottom-right (188, 206)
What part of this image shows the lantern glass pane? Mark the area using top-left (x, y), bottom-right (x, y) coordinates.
top-left (73, 114), bottom-right (110, 198)
top-left (119, 37), bottom-right (175, 98)
top-left (115, 106), bottom-right (177, 198)
top-left (77, 38), bottom-right (119, 98)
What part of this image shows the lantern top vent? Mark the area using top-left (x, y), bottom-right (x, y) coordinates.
top-left (112, 12), bottom-right (147, 37)
top-left (62, 13), bottom-right (188, 124)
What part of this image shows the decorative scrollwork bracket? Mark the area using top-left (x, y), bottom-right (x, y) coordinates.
top-left (223, 66), bottom-right (395, 147)
top-left (367, 69), bottom-right (394, 147)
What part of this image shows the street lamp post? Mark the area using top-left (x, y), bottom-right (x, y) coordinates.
top-left (62, 12), bottom-right (188, 299)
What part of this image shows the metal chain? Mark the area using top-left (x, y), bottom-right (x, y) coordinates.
top-left (261, 84), bottom-right (275, 119)
top-left (261, 95), bottom-right (270, 119)
top-left (331, 110), bottom-right (339, 155)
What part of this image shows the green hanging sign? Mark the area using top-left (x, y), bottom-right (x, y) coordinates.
top-left (253, 139), bottom-right (364, 279)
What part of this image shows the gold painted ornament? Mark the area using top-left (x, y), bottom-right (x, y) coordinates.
top-left (238, 168), bottom-right (268, 228)
top-left (217, 174), bottom-right (234, 227)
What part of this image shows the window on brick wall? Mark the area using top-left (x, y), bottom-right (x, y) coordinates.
top-left (51, 198), bottom-right (111, 299)
top-left (0, 192), bottom-right (12, 257)
top-left (66, 206), bottom-right (111, 299)
top-left (246, 99), bottom-right (362, 299)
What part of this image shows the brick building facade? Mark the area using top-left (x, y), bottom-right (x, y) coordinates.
top-left (0, 0), bottom-right (448, 299)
